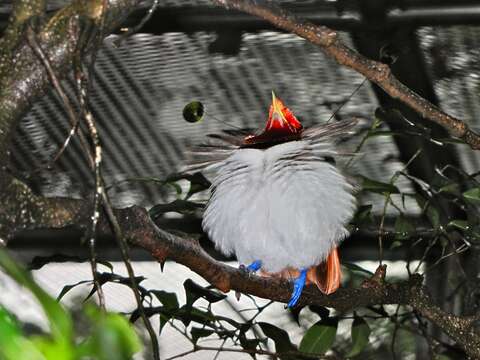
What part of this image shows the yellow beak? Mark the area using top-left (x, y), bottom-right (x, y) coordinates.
top-left (269, 90), bottom-right (287, 128)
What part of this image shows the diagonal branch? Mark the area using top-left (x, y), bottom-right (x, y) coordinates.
top-left (211, 0), bottom-right (480, 150)
top-left (116, 205), bottom-right (480, 359)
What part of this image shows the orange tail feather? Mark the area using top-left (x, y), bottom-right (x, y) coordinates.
top-left (259, 248), bottom-right (342, 295)
top-left (307, 248), bottom-right (341, 294)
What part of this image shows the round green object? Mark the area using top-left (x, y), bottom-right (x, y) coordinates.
top-left (183, 101), bottom-right (205, 123)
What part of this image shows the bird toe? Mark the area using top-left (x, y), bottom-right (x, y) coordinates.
top-left (287, 268), bottom-right (307, 308)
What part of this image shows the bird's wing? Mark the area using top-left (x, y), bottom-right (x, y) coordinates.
top-left (303, 119), bottom-right (361, 193)
top-left (182, 130), bottom-right (249, 173)
top-left (302, 119), bottom-right (358, 148)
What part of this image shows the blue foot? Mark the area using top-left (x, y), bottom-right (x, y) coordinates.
top-left (247, 260), bottom-right (262, 272)
top-left (236, 260), bottom-right (262, 301)
top-left (287, 269), bottom-right (307, 308)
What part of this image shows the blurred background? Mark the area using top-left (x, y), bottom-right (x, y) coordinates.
top-left (1, 0), bottom-right (480, 358)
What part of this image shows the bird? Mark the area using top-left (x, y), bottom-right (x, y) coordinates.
top-left (184, 92), bottom-right (357, 307)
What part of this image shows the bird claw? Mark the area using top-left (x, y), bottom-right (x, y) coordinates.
top-left (237, 261), bottom-right (262, 301)
top-left (239, 260), bottom-right (262, 277)
top-left (287, 269), bottom-right (307, 308)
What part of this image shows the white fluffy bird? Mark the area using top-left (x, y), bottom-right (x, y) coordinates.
top-left (185, 93), bottom-right (356, 307)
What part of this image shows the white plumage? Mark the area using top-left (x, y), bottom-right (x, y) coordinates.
top-left (199, 131), bottom-right (356, 272)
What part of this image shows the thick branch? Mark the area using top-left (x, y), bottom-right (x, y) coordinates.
top-left (117, 206), bottom-right (480, 359)
top-left (0, 0), bottom-right (45, 65)
top-left (0, 0), bottom-right (139, 159)
top-left (212, 0), bottom-right (480, 150)
top-left (0, 0), bottom-right (140, 240)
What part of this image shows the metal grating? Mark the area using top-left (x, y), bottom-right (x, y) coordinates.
top-left (10, 30), bottom-right (418, 214)
top-left (418, 26), bottom-right (480, 173)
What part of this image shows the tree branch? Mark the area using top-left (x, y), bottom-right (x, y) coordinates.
top-left (1, 1), bottom-right (480, 357)
top-left (211, 0), bottom-right (480, 150)
top-left (115, 205), bottom-right (480, 359)
top-left (0, 0), bottom-right (139, 161)
top-left (0, 0), bottom-right (140, 240)
top-left (0, 0), bottom-right (46, 65)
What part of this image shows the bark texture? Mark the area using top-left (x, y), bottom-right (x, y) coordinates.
top-left (0, 0), bottom-right (139, 240)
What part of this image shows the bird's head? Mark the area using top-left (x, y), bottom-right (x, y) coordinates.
top-left (243, 92), bottom-right (303, 147)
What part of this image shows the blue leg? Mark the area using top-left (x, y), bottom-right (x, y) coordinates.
top-left (247, 260), bottom-right (262, 272)
top-left (236, 260), bottom-right (262, 301)
top-left (287, 269), bottom-right (307, 308)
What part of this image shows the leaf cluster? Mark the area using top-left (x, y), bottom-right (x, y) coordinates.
top-left (0, 250), bottom-right (141, 360)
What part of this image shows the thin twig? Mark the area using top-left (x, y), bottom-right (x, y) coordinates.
top-left (171, 345), bottom-right (332, 360)
top-left (70, 11), bottom-right (107, 312)
top-left (25, 26), bottom-right (83, 171)
top-left (413, 311), bottom-right (436, 360)
top-left (74, 71), bottom-right (106, 310)
top-left (102, 193), bottom-right (161, 360)
top-left (25, 25), bottom-right (105, 309)
top-left (114, 0), bottom-right (160, 46)
top-left (212, 338), bottom-right (228, 360)
top-left (390, 304), bottom-right (401, 360)
top-left (70, 15), bottom-right (161, 360)
top-left (378, 149), bottom-right (423, 265)
top-left (377, 195), bottom-right (390, 265)
top-left (28, 14), bottom-right (160, 359)
top-left (326, 78), bottom-right (368, 124)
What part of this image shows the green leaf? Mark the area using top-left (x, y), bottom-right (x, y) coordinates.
top-left (367, 130), bottom-right (403, 138)
top-left (129, 306), bottom-right (171, 333)
top-left (57, 280), bottom-right (91, 301)
top-left (447, 220), bottom-right (470, 231)
top-left (438, 182), bottom-right (460, 195)
top-left (258, 322), bottom-right (296, 354)
top-left (346, 317), bottom-right (371, 357)
top-left (0, 249), bottom-right (73, 342)
top-left (394, 215), bottom-right (415, 240)
top-left (149, 200), bottom-right (203, 219)
top-left (190, 328), bottom-right (214, 344)
top-left (353, 205), bottom-right (373, 225)
top-left (425, 205), bottom-right (440, 229)
top-left (151, 290), bottom-right (179, 311)
top-left (184, 279), bottom-right (226, 306)
top-left (97, 260), bottom-right (115, 272)
top-left (166, 181), bottom-right (183, 196)
top-left (435, 137), bottom-right (467, 145)
top-left (390, 240), bottom-right (403, 250)
top-left (86, 273), bottom-right (148, 301)
top-left (0, 307), bottom-right (45, 360)
top-left (176, 306), bottom-right (217, 327)
top-left (359, 176), bottom-right (399, 194)
top-left (80, 305), bottom-right (142, 360)
top-left (239, 335), bottom-right (261, 359)
top-left (342, 262), bottom-right (374, 276)
top-left (463, 188), bottom-right (480, 203)
top-left (299, 318), bottom-right (338, 355)
top-left (184, 172), bottom-right (211, 199)
top-left (309, 305), bottom-right (330, 320)
top-left (183, 101), bottom-right (205, 123)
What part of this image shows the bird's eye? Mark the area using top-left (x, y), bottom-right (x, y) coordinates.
top-left (183, 101), bottom-right (205, 123)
